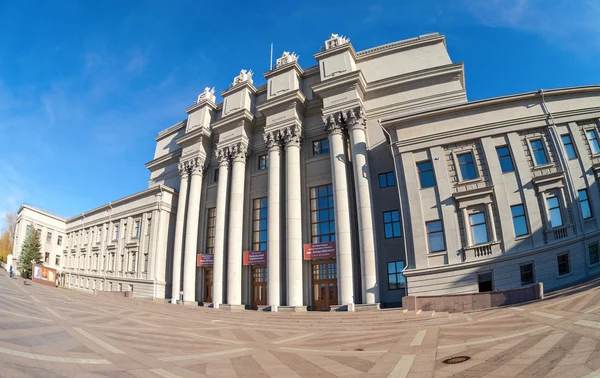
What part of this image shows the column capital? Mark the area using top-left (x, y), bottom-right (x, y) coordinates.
top-left (187, 156), bottom-right (207, 176)
top-left (264, 130), bottom-right (283, 151)
top-left (323, 112), bottom-right (345, 136)
top-left (345, 107), bottom-right (366, 131)
top-left (216, 147), bottom-right (231, 167)
top-left (231, 142), bottom-right (250, 163)
top-left (178, 162), bottom-right (189, 178)
top-left (282, 125), bottom-right (302, 148)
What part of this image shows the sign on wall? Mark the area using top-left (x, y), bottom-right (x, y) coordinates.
top-left (197, 254), bottom-right (214, 267)
top-left (32, 264), bottom-right (57, 287)
top-left (243, 250), bottom-right (267, 265)
top-left (303, 242), bottom-right (337, 260)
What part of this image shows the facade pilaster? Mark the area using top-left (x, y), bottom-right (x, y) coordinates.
top-left (170, 164), bottom-right (189, 303)
top-left (183, 157), bottom-right (205, 303)
top-left (324, 113), bottom-right (355, 306)
top-left (283, 125), bottom-right (304, 307)
top-left (226, 142), bottom-right (249, 306)
top-left (264, 130), bottom-right (282, 307)
top-left (346, 107), bottom-right (379, 304)
top-left (212, 147), bottom-right (231, 307)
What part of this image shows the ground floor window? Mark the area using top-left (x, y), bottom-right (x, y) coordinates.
top-left (477, 271), bottom-right (493, 292)
top-left (520, 262), bottom-right (534, 285)
top-left (387, 261), bottom-right (406, 290)
top-left (589, 243), bottom-right (599, 265)
top-left (557, 253), bottom-right (570, 276)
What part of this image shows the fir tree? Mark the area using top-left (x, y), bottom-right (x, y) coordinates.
top-left (19, 228), bottom-right (42, 278)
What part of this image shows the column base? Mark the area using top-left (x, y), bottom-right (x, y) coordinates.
top-left (354, 303), bottom-right (381, 312)
top-left (220, 304), bottom-right (246, 311)
top-left (257, 305), bottom-right (280, 312)
top-left (330, 304), bottom-right (355, 312)
top-left (278, 306), bottom-right (307, 312)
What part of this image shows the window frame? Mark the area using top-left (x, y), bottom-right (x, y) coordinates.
top-left (469, 211), bottom-right (489, 245)
top-left (312, 138), bottom-right (330, 157)
top-left (561, 134), bottom-right (577, 160)
top-left (578, 189), bottom-right (593, 220)
top-left (416, 160), bottom-right (436, 189)
top-left (387, 260), bottom-right (406, 291)
top-left (477, 271), bottom-right (494, 292)
top-left (527, 137), bottom-right (550, 166)
top-left (557, 252), bottom-right (570, 276)
top-left (252, 197), bottom-right (268, 251)
top-left (496, 146), bottom-right (515, 173)
top-left (452, 149), bottom-right (480, 182)
top-left (205, 207), bottom-right (216, 254)
top-left (133, 220), bottom-right (141, 238)
top-left (378, 172), bottom-right (396, 188)
top-left (257, 154), bottom-right (268, 170)
top-left (520, 262), bottom-right (535, 286)
top-left (426, 220), bottom-right (445, 253)
top-left (545, 194), bottom-right (564, 229)
top-left (510, 204), bottom-right (529, 237)
top-left (585, 128), bottom-right (600, 155)
top-left (589, 243), bottom-right (599, 266)
top-left (383, 210), bottom-right (402, 239)
top-left (310, 184), bottom-right (335, 243)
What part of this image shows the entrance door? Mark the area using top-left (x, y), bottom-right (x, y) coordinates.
top-left (204, 268), bottom-right (213, 303)
top-left (312, 261), bottom-right (338, 311)
top-left (251, 265), bottom-right (267, 309)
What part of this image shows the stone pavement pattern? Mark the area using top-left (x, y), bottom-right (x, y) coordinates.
top-left (3, 274), bottom-right (600, 377)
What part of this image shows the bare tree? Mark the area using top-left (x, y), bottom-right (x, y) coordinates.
top-left (5, 212), bottom-right (16, 255)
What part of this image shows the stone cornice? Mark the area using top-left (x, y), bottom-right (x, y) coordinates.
top-left (313, 42), bottom-right (357, 61)
top-left (211, 108), bottom-right (255, 131)
top-left (145, 149), bottom-right (182, 171)
top-left (356, 33), bottom-right (443, 61)
top-left (219, 80), bottom-right (257, 98)
top-left (263, 61), bottom-right (304, 79)
top-left (185, 99), bottom-right (217, 115)
top-left (256, 89), bottom-right (307, 118)
top-left (155, 120), bottom-right (186, 141)
top-left (311, 70), bottom-right (367, 100)
top-left (175, 125), bottom-right (211, 149)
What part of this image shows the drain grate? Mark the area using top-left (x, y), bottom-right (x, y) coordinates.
top-left (442, 356), bottom-right (471, 364)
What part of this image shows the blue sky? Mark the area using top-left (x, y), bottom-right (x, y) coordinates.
top-left (1, 0), bottom-right (599, 223)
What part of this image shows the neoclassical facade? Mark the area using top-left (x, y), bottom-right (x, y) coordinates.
top-left (13, 32), bottom-right (600, 310)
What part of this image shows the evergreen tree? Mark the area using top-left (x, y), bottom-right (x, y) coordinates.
top-left (19, 228), bottom-right (42, 278)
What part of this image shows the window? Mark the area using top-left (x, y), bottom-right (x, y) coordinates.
top-left (55, 255), bottom-right (60, 266)
top-left (378, 172), bottom-right (395, 188)
top-left (496, 146), bottom-right (515, 173)
top-left (120, 255), bottom-right (124, 272)
top-left (134, 221), bottom-right (140, 237)
top-left (205, 208), bottom-right (216, 254)
top-left (589, 243), bottom-right (599, 265)
top-left (213, 168), bottom-right (219, 183)
top-left (478, 272), bottom-right (493, 292)
top-left (114, 225), bottom-right (119, 241)
top-left (143, 253), bottom-right (149, 272)
top-left (530, 139), bottom-right (548, 166)
top-left (520, 263), bottom-right (534, 285)
top-left (312, 138), bottom-right (329, 156)
top-left (579, 189), bottom-right (592, 219)
top-left (132, 253), bottom-right (137, 272)
top-left (387, 261), bottom-right (406, 290)
top-left (561, 135), bottom-right (577, 160)
top-left (426, 220), bottom-right (445, 252)
top-left (26, 225), bottom-right (32, 236)
top-left (417, 161), bottom-right (435, 188)
top-left (457, 152), bottom-right (478, 180)
top-left (557, 253), bottom-right (570, 276)
top-left (252, 198), bottom-right (268, 251)
top-left (44, 252), bottom-right (50, 263)
top-left (258, 154), bottom-right (268, 170)
top-left (511, 204), bottom-right (529, 237)
top-left (469, 212), bottom-right (489, 245)
top-left (586, 130), bottom-right (600, 155)
top-left (383, 210), bottom-right (402, 239)
top-left (310, 184), bottom-right (335, 243)
top-left (546, 196), bottom-right (563, 228)
top-left (46, 232), bottom-right (52, 243)
top-left (147, 219), bottom-right (152, 236)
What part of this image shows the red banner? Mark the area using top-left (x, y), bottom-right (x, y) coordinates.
top-left (303, 242), bottom-right (337, 260)
top-left (197, 254), bottom-right (214, 267)
top-left (243, 250), bottom-right (267, 265)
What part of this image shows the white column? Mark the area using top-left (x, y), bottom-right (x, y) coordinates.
top-left (486, 202), bottom-right (497, 242)
top-left (227, 143), bottom-right (248, 306)
top-left (170, 165), bottom-right (189, 303)
top-left (183, 158), bottom-right (205, 303)
top-left (265, 131), bottom-right (282, 307)
top-left (347, 108), bottom-right (379, 304)
top-left (213, 149), bottom-right (231, 307)
top-left (462, 207), bottom-right (472, 246)
top-left (325, 114), bottom-right (354, 306)
top-left (283, 126), bottom-right (303, 307)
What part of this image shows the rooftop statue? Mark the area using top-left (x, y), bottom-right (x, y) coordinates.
top-left (232, 69), bottom-right (254, 86)
top-left (197, 87), bottom-right (216, 104)
top-left (324, 33), bottom-right (350, 50)
top-left (275, 51), bottom-right (299, 68)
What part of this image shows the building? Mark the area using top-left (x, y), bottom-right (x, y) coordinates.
top-left (13, 32), bottom-right (600, 310)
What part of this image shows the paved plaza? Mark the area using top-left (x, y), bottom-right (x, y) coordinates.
top-left (3, 275), bottom-right (600, 377)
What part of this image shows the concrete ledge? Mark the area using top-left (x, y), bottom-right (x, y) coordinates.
top-left (403, 282), bottom-right (544, 313)
top-left (93, 290), bottom-right (133, 298)
top-left (219, 304), bottom-right (246, 311)
top-left (182, 301), bottom-right (199, 306)
top-left (278, 306), bottom-right (307, 312)
top-left (355, 303), bottom-right (380, 311)
top-left (330, 304), bottom-right (353, 312)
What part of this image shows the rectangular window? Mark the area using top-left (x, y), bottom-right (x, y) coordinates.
top-left (46, 232), bottom-right (52, 243)
top-left (383, 210), bottom-right (402, 239)
top-left (134, 221), bottom-right (140, 237)
top-left (586, 130), bottom-right (600, 155)
top-left (312, 138), bottom-right (329, 156)
top-left (496, 146), bottom-right (515, 173)
top-left (378, 172), bottom-right (396, 188)
top-left (143, 253), bottom-right (149, 272)
top-left (114, 225), bottom-right (119, 241)
top-left (57, 235), bottom-right (62, 246)
top-left (520, 263), bottom-right (534, 285)
top-left (557, 253), bottom-right (570, 276)
top-left (205, 208), bottom-right (216, 254)
top-left (44, 252), bottom-right (50, 263)
top-left (579, 189), bottom-right (592, 219)
top-left (310, 184), bottom-right (335, 243)
top-left (258, 154), bottom-right (268, 170)
top-left (589, 243), bottom-right (599, 265)
top-left (511, 204), bottom-right (529, 237)
top-left (457, 152), bottom-right (478, 180)
top-left (417, 161), bottom-right (435, 188)
top-left (387, 261), bottom-right (406, 290)
top-left (530, 139), bottom-right (548, 166)
top-left (213, 168), bottom-right (219, 183)
top-left (120, 255), bottom-right (124, 272)
top-left (470, 212), bottom-right (489, 245)
top-left (546, 196), bottom-right (563, 228)
top-left (55, 255), bottom-right (60, 266)
top-left (26, 225), bottom-right (32, 236)
top-left (132, 253), bottom-right (137, 272)
top-left (478, 271), bottom-right (493, 292)
top-left (147, 219), bottom-right (152, 236)
top-left (252, 198), bottom-right (268, 251)
top-left (561, 135), bottom-right (577, 160)
top-left (426, 220), bottom-right (445, 253)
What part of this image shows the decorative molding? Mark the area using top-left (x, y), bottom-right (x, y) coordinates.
top-left (282, 125), bottom-right (302, 147)
top-left (323, 112), bottom-right (345, 135)
top-left (276, 51), bottom-right (299, 68)
top-left (323, 106), bottom-right (366, 135)
top-left (231, 69), bottom-right (253, 87)
top-left (230, 142), bottom-right (250, 163)
top-left (178, 162), bottom-right (189, 177)
top-left (216, 147), bottom-right (231, 166)
top-left (264, 129), bottom-right (283, 150)
top-left (324, 33), bottom-right (350, 50)
top-left (345, 107), bottom-right (366, 131)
